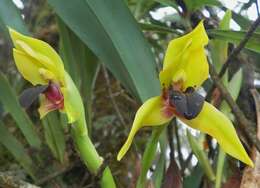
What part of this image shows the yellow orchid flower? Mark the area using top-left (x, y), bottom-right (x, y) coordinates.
top-left (9, 28), bottom-right (84, 124)
top-left (117, 21), bottom-right (253, 167)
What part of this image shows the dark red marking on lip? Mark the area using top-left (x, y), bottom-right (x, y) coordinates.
top-left (44, 83), bottom-right (64, 109)
top-left (19, 82), bottom-right (64, 110)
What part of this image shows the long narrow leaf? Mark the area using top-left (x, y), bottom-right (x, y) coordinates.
top-left (152, 129), bottom-right (167, 188)
top-left (210, 10), bottom-right (231, 73)
top-left (0, 120), bottom-right (35, 179)
top-left (42, 111), bottom-right (66, 163)
top-left (208, 29), bottom-right (260, 53)
top-left (0, 72), bottom-right (41, 148)
top-left (48, 0), bottom-right (160, 102)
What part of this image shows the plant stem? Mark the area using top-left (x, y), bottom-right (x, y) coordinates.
top-left (71, 113), bottom-right (116, 187)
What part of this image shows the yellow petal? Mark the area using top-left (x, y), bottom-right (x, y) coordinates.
top-left (163, 21), bottom-right (208, 69)
top-left (61, 72), bottom-right (85, 124)
top-left (182, 47), bottom-right (209, 89)
top-left (38, 95), bottom-right (57, 119)
top-left (16, 40), bottom-right (57, 70)
top-left (8, 28), bottom-right (65, 83)
top-left (13, 49), bottom-right (47, 85)
top-left (117, 96), bottom-right (173, 161)
top-left (160, 21), bottom-right (209, 89)
top-left (182, 102), bottom-right (253, 167)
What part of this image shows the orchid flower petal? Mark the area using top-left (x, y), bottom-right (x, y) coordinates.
top-left (38, 95), bottom-right (59, 119)
top-left (8, 28), bottom-right (65, 84)
top-left (13, 49), bottom-right (47, 85)
top-left (160, 21), bottom-right (209, 89)
top-left (181, 102), bottom-right (253, 167)
top-left (117, 96), bottom-right (173, 161)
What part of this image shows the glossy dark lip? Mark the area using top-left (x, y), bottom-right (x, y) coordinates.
top-left (19, 82), bottom-right (64, 110)
top-left (162, 86), bottom-right (204, 120)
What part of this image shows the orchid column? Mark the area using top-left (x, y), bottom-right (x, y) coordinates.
top-left (8, 28), bottom-right (116, 188)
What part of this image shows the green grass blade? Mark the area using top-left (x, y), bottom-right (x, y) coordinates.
top-left (0, 72), bottom-right (41, 148)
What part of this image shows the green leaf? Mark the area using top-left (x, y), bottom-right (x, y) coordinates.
top-left (0, 0), bottom-right (28, 38)
top-left (187, 131), bottom-right (215, 181)
top-left (134, 0), bottom-right (156, 19)
top-left (0, 72), bottom-right (41, 148)
top-left (220, 69), bottom-right (243, 115)
top-left (153, 0), bottom-right (178, 9)
top-left (0, 120), bottom-right (35, 179)
top-left (140, 23), bottom-right (182, 35)
top-left (48, 0), bottom-right (160, 102)
top-left (210, 10), bottom-right (231, 73)
top-left (136, 126), bottom-right (165, 188)
top-left (208, 29), bottom-right (260, 53)
top-left (42, 111), bottom-right (66, 163)
top-left (152, 129), bottom-right (167, 188)
top-left (184, 0), bottom-right (221, 11)
top-left (153, 153), bottom-right (165, 188)
top-left (231, 11), bottom-right (260, 32)
top-left (137, 125), bottom-right (166, 188)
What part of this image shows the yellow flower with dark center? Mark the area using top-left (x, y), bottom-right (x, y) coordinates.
top-left (9, 28), bottom-right (84, 124)
top-left (117, 21), bottom-right (253, 167)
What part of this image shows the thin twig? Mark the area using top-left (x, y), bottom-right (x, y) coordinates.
top-left (102, 65), bottom-right (127, 126)
top-left (218, 16), bottom-right (260, 78)
top-left (209, 63), bottom-right (260, 152)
